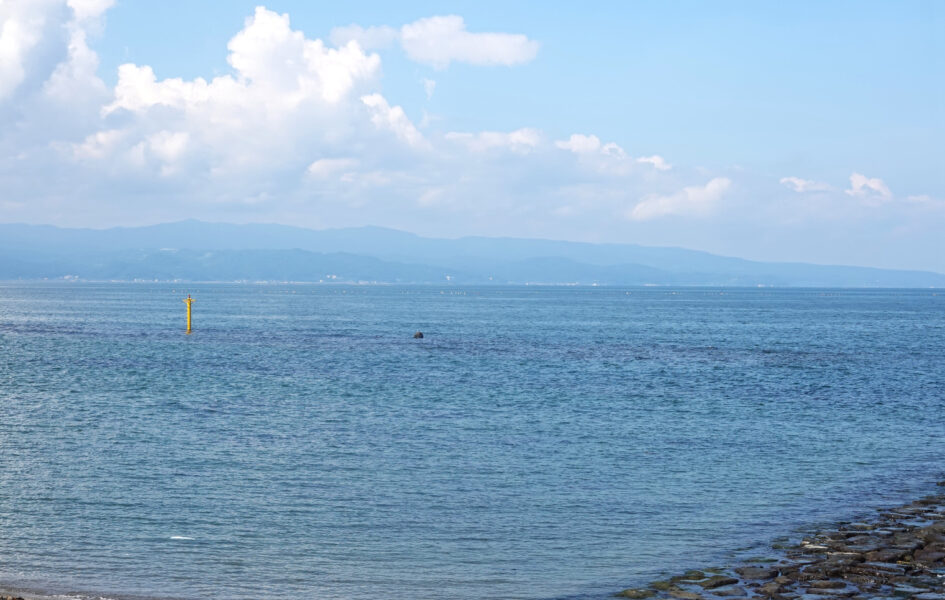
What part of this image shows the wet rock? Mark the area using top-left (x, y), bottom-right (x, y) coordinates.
top-left (914, 548), bottom-right (945, 564)
top-left (736, 566), bottom-right (779, 579)
top-left (864, 548), bottom-right (907, 562)
top-left (651, 580), bottom-right (675, 591)
top-left (759, 581), bottom-right (783, 596)
top-left (713, 586), bottom-right (747, 597)
top-left (667, 588), bottom-right (702, 600)
top-left (673, 570), bottom-right (706, 582)
top-left (860, 561), bottom-right (906, 574)
top-left (697, 575), bottom-right (739, 589)
top-left (808, 580), bottom-right (846, 589)
top-left (616, 588), bottom-right (655, 599)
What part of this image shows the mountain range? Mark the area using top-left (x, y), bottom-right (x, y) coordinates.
top-left (0, 220), bottom-right (942, 287)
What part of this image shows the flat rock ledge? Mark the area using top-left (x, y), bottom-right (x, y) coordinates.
top-left (618, 486), bottom-right (945, 600)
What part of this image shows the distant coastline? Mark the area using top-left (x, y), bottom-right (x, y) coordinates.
top-left (1, 221), bottom-right (943, 288)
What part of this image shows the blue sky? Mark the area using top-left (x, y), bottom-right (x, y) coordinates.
top-left (1, 1), bottom-right (943, 271)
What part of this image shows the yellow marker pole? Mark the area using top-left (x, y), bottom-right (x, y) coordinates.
top-left (183, 294), bottom-right (194, 334)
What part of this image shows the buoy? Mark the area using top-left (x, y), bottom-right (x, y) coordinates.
top-left (413, 331), bottom-right (423, 339)
top-left (183, 294), bottom-right (194, 334)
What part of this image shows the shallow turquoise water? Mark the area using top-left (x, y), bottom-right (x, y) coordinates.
top-left (0, 283), bottom-right (943, 600)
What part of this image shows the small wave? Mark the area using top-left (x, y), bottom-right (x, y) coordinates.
top-left (169, 536), bottom-right (194, 540)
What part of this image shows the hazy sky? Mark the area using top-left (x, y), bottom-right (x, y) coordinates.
top-left (1, 1), bottom-right (943, 271)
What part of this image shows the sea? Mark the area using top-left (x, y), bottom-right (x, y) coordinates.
top-left (1, 283), bottom-right (943, 600)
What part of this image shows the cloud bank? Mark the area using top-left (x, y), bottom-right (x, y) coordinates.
top-left (0, 2), bottom-right (941, 271)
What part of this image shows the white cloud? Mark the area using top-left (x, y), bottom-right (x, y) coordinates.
top-left (147, 130), bottom-right (189, 163)
top-left (400, 15), bottom-right (539, 69)
top-left (66, 0), bottom-right (113, 22)
top-left (845, 172), bottom-right (892, 201)
top-left (105, 7), bottom-right (380, 116)
top-left (445, 128), bottom-right (541, 153)
top-left (307, 157), bottom-right (359, 178)
top-left (555, 134), bottom-right (602, 154)
top-left (637, 155), bottom-right (671, 171)
top-left (555, 133), bottom-right (673, 177)
top-left (629, 177), bottom-right (731, 221)
top-left (0, 0), bottom-right (71, 101)
top-left (73, 128), bottom-right (124, 159)
top-left (554, 134), bottom-right (627, 159)
top-left (423, 78), bottom-right (436, 100)
top-left (329, 24), bottom-right (398, 50)
top-left (780, 176), bottom-right (832, 193)
top-left (331, 16), bottom-right (539, 70)
top-left (361, 93), bottom-right (427, 148)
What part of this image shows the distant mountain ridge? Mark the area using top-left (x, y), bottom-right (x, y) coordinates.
top-left (0, 220), bottom-right (942, 287)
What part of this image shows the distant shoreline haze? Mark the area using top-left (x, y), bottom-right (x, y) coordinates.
top-left (0, 221), bottom-right (942, 287)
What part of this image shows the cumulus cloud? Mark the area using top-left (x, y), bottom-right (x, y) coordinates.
top-left (361, 93), bottom-right (427, 148)
top-left (445, 128), bottom-right (541, 153)
top-left (553, 134), bottom-right (674, 177)
top-left (629, 177), bottom-right (731, 221)
top-left (845, 172), bottom-right (892, 201)
top-left (307, 157), bottom-right (359, 179)
top-left (637, 155), bottom-right (671, 171)
top-left (105, 7), bottom-right (380, 116)
top-left (75, 6), bottom-right (399, 186)
top-left (66, 0), bottom-right (113, 23)
top-left (780, 176), bottom-right (832, 193)
top-left (555, 134), bottom-right (603, 154)
top-left (0, 0), bottom-right (76, 102)
top-left (329, 24), bottom-right (398, 50)
top-left (400, 15), bottom-right (539, 69)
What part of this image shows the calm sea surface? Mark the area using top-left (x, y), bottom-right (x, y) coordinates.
top-left (1, 284), bottom-right (943, 600)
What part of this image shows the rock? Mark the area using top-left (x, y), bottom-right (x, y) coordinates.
top-left (713, 586), bottom-right (747, 597)
top-left (860, 561), bottom-right (906, 574)
top-left (914, 548), bottom-right (945, 564)
top-left (759, 581), bottom-right (783, 596)
top-left (697, 575), bottom-right (739, 589)
top-left (616, 589), bottom-right (655, 599)
top-left (736, 566), bottom-right (778, 579)
top-left (673, 570), bottom-right (706, 582)
top-left (667, 589), bottom-right (702, 600)
top-left (413, 331), bottom-right (424, 338)
top-left (892, 585), bottom-right (927, 597)
top-left (808, 580), bottom-right (846, 589)
top-left (864, 548), bottom-right (907, 562)
top-left (651, 580), bottom-right (675, 591)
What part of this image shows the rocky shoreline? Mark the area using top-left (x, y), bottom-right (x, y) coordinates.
top-left (618, 483), bottom-right (945, 600)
